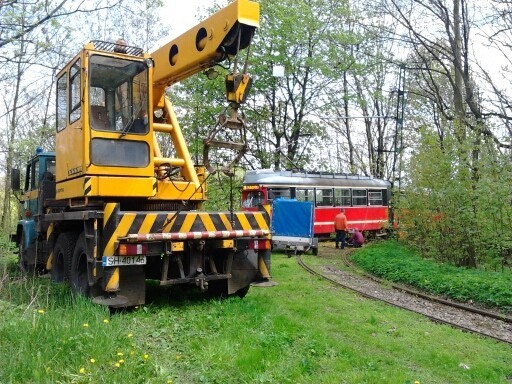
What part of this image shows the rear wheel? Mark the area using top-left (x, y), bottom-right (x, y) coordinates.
top-left (51, 233), bottom-right (77, 282)
top-left (70, 233), bottom-right (91, 296)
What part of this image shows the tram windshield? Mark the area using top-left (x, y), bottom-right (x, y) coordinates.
top-left (242, 191), bottom-right (265, 208)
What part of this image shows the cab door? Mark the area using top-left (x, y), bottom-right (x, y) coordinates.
top-left (55, 56), bottom-right (84, 183)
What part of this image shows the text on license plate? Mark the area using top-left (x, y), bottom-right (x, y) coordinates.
top-left (102, 256), bottom-right (147, 267)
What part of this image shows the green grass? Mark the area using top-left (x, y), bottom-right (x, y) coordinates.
top-left (0, 252), bottom-right (511, 383)
top-left (350, 241), bottom-right (512, 311)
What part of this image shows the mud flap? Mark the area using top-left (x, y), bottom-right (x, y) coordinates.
top-left (227, 249), bottom-right (259, 295)
top-left (94, 266), bottom-right (146, 308)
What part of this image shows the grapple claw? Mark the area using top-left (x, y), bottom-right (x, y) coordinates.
top-left (203, 105), bottom-right (247, 175)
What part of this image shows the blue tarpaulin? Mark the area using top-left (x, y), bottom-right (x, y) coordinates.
top-left (271, 198), bottom-right (314, 238)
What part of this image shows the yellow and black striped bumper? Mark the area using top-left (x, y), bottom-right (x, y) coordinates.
top-left (101, 203), bottom-right (270, 255)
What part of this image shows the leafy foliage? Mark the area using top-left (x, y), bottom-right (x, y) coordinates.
top-left (398, 127), bottom-right (512, 269)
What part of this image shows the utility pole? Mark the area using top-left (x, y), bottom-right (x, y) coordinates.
top-left (392, 64), bottom-right (406, 190)
top-left (390, 64), bottom-right (406, 227)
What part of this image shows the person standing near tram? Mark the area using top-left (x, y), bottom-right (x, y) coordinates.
top-left (334, 208), bottom-right (348, 249)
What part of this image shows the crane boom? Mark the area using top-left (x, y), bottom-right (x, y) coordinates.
top-left (151, 0), bottom-right (259, 105)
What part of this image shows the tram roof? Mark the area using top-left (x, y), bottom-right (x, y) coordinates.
top-left (243, 169), bottom-right (391, 189)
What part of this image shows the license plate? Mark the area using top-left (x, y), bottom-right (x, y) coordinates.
top-left (102, 255), bottom-right (147, 267)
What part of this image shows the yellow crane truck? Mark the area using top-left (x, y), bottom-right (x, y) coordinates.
top-left (11, 0), bottom-right (271, 308)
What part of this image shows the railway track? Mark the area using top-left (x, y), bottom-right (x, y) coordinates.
top-left (296, 253), bottom-right (512, 345)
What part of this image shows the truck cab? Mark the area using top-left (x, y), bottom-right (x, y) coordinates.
top-left (13, 148), bottom-right (56, 272)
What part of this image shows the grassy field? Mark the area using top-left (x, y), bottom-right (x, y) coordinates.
top-left (0, 249), bottom-right (511, 384)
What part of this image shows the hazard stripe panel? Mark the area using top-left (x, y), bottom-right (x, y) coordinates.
top-left (84, 177), bottom-right (92, 196)
top-left (101, 204), bottom-right (269, 255)
top-left (46, 222), bottom-right (56, 270)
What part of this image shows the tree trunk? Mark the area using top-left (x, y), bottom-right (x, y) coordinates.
top-left (343, 71), bottom-right (355, 173)
top-left (1, 27), bottom-right (24, 229)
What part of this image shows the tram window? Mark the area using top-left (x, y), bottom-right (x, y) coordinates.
top-left (316, 188), bottom-right (334, 206)
top-left (334, 188), bottom-right (351, 206)
top-left (296, 188), bottom-right (314, 202)
top-left (268, 187), bottom-right (290, 200)
top-left (352, 189), bottom-right (368, 206)
top-left (242, 191), bottom-right (265, 208)
top-left (383, 188), bottom-right (390, 206)
top-left (369, 190), bottom-right (383, 205)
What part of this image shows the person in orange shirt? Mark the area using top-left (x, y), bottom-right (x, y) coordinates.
top-left (334, 208), bottom-right (348, 249)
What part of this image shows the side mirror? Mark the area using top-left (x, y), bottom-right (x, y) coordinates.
top-left (11, 169), bottom-right (20, 191)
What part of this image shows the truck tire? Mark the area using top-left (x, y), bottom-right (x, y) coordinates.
top-left (17, 231), bottom-right (36, 275)
top-left (70, 233), bottom-right (90, 297)
top-left (51, 232), bottom-right (77, 282)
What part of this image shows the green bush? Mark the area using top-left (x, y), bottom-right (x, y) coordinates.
top-left (352, 241), bottom-right (512, 311)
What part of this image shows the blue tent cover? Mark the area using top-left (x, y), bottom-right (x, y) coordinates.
top-left (271, 198), bottom-right (314, 238)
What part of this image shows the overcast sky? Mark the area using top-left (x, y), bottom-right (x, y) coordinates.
top-left (161, 0), bottom-right (229, 39)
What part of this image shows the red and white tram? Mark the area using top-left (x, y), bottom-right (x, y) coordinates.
top-left (241, 169), bottom-right (391, 237)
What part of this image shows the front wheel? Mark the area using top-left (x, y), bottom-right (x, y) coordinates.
top-left (18, 231), bottom-right (35, 275)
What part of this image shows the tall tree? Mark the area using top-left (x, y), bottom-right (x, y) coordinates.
top-left (0, 0), bottom-right (164, 230)
top-left (244, 0), bottom-right (352, 171)
top-left (0, 0), bottom-right (122, 52)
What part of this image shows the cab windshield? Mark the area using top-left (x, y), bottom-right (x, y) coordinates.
top-left (88, 55), bottom-right (150, 168)
top-left (242, 191), bottom-right (265, 208)
top-left (89, 55), bottom-right (148, 134)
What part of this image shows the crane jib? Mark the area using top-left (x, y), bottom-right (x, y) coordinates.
top-left (150, 0), bottom-right (260, 87)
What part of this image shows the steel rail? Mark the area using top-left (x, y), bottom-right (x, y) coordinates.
top-left (296, 255), bottom-right (512, 346)
top-left (339, 252), bottom-right (512, 324)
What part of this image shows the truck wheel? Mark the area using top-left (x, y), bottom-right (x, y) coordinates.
top-left (51, 233), bottom-right (77, 282)
top-left (70, 233), bottom-right (90, 296)
top-left (18, 231), bottom-right (34, 275)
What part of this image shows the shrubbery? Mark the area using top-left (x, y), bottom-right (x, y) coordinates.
top-left (352, 241), bottom-right (512, 311)
top-left (398, 129), bottom-right (512, 270)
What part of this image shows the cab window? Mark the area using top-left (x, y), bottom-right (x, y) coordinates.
top-left (56, 74), bottom-right (67, 131)
top-left (89, 55), bottom-right (148, 134)
top-left (69, 59), bottom-right (81, 123)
